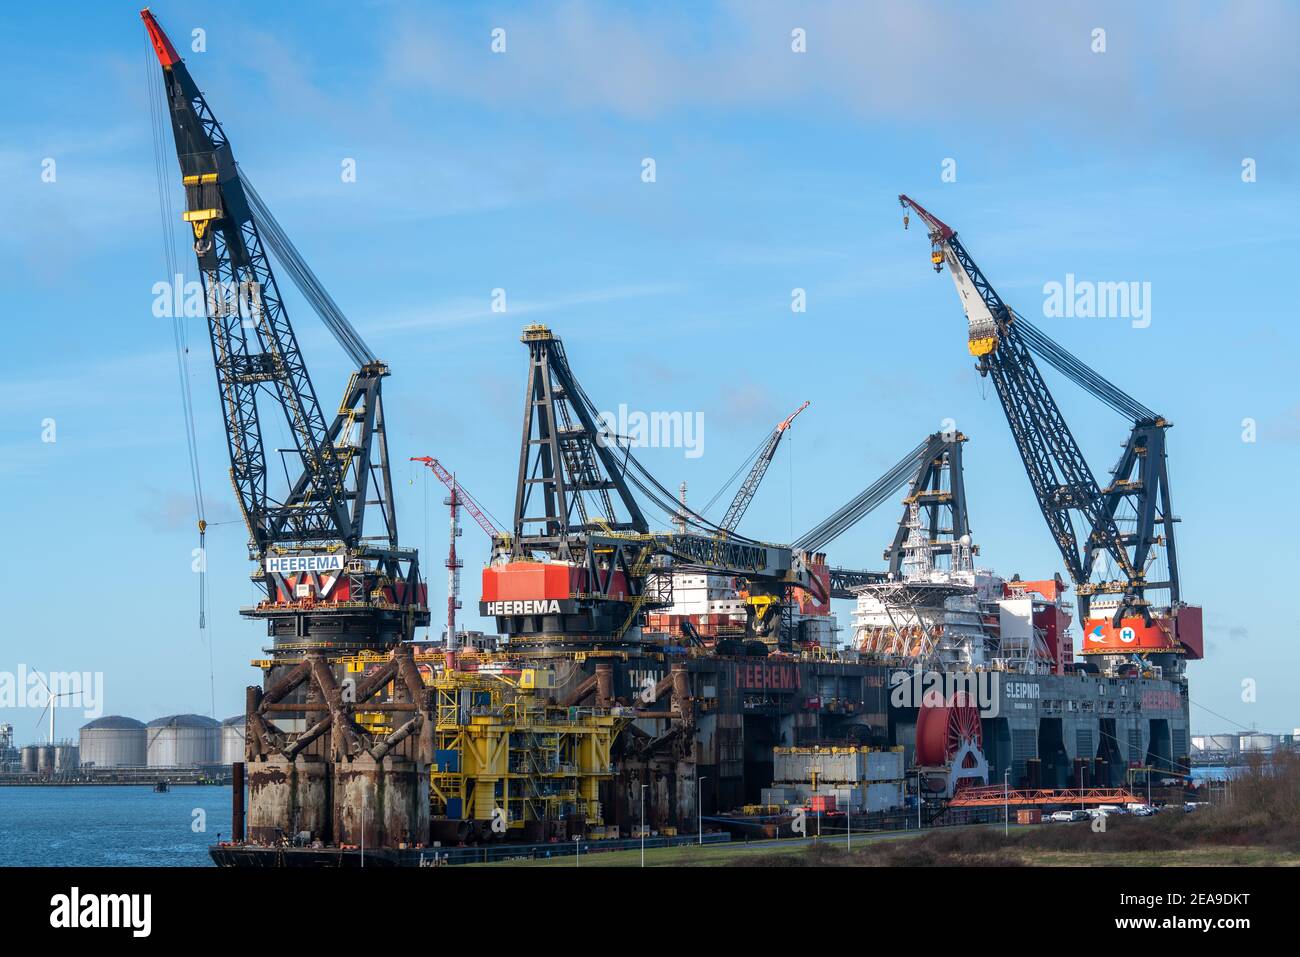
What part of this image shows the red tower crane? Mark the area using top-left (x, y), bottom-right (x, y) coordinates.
top-left (411, 457), bottom-right (502, 540)
top-left (411, 457), bottom-right (505, 655)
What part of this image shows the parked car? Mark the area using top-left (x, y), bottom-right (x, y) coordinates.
top-left (1069, 810), bottom-right (1091, 822)
top-left (1048, 810), bottom-right (1075, 822)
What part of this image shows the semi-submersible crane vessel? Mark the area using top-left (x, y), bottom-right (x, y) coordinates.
top-left (141, 11), bottom-right (1194, 864)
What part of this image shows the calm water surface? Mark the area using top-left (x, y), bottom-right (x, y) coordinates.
top-left (0, 785), bottom-right (230, 866)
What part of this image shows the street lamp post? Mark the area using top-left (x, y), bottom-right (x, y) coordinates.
top-left (1004, 768), bottom-right (1010, 836)
top-left (697, 776), bottom-right (708, 845)
top-left (916, 770), bottom-right (923, 830)
top-left (574, 835), bottom-right (580, 867)
top-left (640, 784), bottom-right (649, 868)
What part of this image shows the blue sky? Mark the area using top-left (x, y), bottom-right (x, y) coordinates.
top-left (1, 1), bottom-right (1298, 740)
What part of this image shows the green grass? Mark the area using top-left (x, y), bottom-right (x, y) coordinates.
top-left (477, 827), bottom-right (1300, 868)
top-left (476, 824), bottom-right (1006, 867)
top-left (481, 753), bottom-right (1300, 868)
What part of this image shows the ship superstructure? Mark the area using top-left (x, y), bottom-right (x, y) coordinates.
top-left (852, 503), bottom-right (1065, 674)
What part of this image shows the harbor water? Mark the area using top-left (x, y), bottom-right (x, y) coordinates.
top-left (0, 785), bottom-right (230, 867)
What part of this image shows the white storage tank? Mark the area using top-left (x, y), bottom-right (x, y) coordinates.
top-left (1204, 733), bottom-right (1238, 753)
top-left (147, 714), bottom-right (220, 767)
top-left (54, 743), bottom-right (80, 772)
top-left (220, 715), bottom-right (246, 765)
top-left (1239, 733), bottom-right (1276, 752)
top-left (79, 716), bottom-right (147, 768)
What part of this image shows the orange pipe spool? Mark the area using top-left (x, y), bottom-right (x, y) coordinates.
top-left (915, 691), bottom-right (983, 767)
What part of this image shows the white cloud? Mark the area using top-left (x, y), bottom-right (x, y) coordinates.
top-left (380, 0), bottom-right (1300, 148)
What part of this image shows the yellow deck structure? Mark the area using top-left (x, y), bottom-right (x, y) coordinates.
top-left (321, 652), bottom-right (628, 833)
top-left (428, 669), bottom-right (625, 829)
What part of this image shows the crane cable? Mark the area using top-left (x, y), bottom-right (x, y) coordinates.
top-left (238, 172), bottom-right (376, 368)
top-left (700, 430), bottom-right (769, 518)
top-left (1013, 309), bottom-right (1156, 423)
top-left (792, 437), bottom-right (933, 553)
top-left (146, 32), bottom-right (215, 717)
top-left (553, 343), bottom-right (763, 543)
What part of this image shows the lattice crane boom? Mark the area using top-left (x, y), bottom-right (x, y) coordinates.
top-left (898, 194), bottom-right (1184, 635)
top-left (719, 401), bottom-right (809, 533)
top-left (410, 457), bottom-right (503, 540)
top-left (144, 10), bottom-right (425, 644)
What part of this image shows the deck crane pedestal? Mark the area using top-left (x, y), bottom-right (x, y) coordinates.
top-left (897, 195), bottom-right (1202, 668)
top-left (144, 9), bottom-right (432, 850)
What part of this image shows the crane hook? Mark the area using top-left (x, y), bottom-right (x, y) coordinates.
top-left (903, 212), bottom-right (910, 230)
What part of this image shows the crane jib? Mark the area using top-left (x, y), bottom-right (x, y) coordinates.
top-left (900, 196), bottom-right (1182, 631)
top-left (144, 9), bottom-right (426, 639)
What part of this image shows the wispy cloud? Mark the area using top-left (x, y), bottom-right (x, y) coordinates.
top-left (381, 0), bottom-right (1300, 150)
top-left (364, 282), bottom-right (683, 335)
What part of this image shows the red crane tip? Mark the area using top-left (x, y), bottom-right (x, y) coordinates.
top-left (898, 194), bottom-right (955, 241)
top-left (777, 401), bottom-right (810, 432)
top-left (141, 9), bottom-right (181, 68)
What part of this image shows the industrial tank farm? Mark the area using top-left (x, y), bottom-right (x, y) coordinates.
top-left (79, 716), bottom-right (147, 768)
top-left (146, 714), bottom-right (220, 768)
top-left (220, 716), bottom-right (245, 766)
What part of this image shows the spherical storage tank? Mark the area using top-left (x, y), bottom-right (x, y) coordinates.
top-left (220, 715), bottom-right (246, 765)
top-left (147, 714), bottom-right (220, 767)
top-left (80, 716), bottom-right (147, 767)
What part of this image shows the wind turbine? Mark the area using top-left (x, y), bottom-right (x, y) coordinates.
top-left (34, 673), bottom-right (77, 746)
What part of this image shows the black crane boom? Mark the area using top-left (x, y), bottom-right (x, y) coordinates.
top-left (898, 194), bottom-right (1182, 630)
top-left (144, 10), bottom-right (425, 648)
